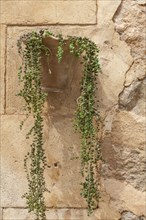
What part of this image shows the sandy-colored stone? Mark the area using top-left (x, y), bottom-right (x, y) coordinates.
top-left (2, 208), bottom-right (96, 220)
top-left (102, 110), bottom-right (146, 191)
top-left (104, 178), bottom-right (146, 216)
top-left (1, 115), bottom-right (31, 207)
top-left (111, 110), bottom-right (145, 149)
top-left (94, 195), bottom-right (120, 220)
top-left (6, 26), bottom-right (96, 114)
top-left (0, 208), bottom-right (2, 220)
top-left (0, 25), bottom-right (6, 114)
top-left (1, 1), bottom-right (96, 25)
top-left (1, 115), bottom-right (85, 207)
top-left (121, 211), bottom-right (146, 220)
top-left (92, 0), bottom-right (133, 115)
top-left (3, 208), bottom-right (35, 220)
top-left (1, 0), bottom-right (146, 219)
top-left (136, 0), bottom-right (146, 5)
top-left (5, 9), bottom-right (134, 117)
top-left (114, 0), bottom-right (146, 86)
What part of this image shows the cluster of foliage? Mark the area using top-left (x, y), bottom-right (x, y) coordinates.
top-left (17, 30), bottom-right (101, 220)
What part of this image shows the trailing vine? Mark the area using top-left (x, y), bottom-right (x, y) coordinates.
top-left (17, 30), bottom-right (101, 219)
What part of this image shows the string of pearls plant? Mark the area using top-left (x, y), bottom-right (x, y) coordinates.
top-left (17, 30), bottom-right (101, 220)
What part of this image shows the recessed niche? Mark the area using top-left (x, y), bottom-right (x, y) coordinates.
top-left (41, 36), bottom-right (83, 115)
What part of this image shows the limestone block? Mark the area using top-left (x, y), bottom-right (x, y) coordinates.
top-left (3, 208), bottom-right (97, 220)
top-left (111, 110), bottom-right (145, 149)
top-left (92, 0), bottom-right (133, 115)
top-left (102, 110), bottom-right (146, 191)
top-left (103, 178), bottom-right (146, 216)
top-left (1, 115), bottom-right (31, 207)
top-left (0, 25), bottom-right (6, 114)
top-left (96, 48), bottom-right (130, 114)
top-left (6, 26), bottom-right (97, 115)
top-left (94, 193), bottom-right (120, 220)
top-left (1, 115), bottom-right (85, 208)
top-left (1, 1), bottom-right (96, 25)
top-left (97, 0), bottom-right (121, 27)
top-left (3, 208), bottom-right (35, 220)
top-left (113, 0), bottom-right (146, 85)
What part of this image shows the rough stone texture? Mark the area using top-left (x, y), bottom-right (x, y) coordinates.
top-left (0, 1), bottom-right (96, 25)
top-left (120, 211), bottom-right (146, 220)
top-left (101, 0), bottom-right (146, 187)
top-left (92, 0), bottom-right (133, 116)
top-left (102, 109), bottom-right (146, 190)
top-left (136, 0), bottom-right (146, 5)
top-left (113, 0), bottom-right (146, 86)
top-left (119, 79), bottom-right (145, 112)
top-left (103, 178), bottom-right (146, 216)
top-left (0, 25), bottom-right (6, 115)
top-left (100, 0), bottom-right (146, 216)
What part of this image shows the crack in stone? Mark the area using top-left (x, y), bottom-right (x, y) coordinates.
top-left (118, 60), bottom-right (134, 101)
top-left (112, 0), bottom-right (135, 108)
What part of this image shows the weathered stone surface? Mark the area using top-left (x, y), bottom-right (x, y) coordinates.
top-left (111, 110), bottom-right (145, 150)
top-left (6, 26), bottom-right (96, 114)
top-left (136, 0), bottom-right (146, 5)
top-left (119, 79), bottom-right (145, 112)
top-left (3, 208), bottom-right (35, 220)
top-left (5, 2), bottom-right (134, 117)
top-left (1, 115), bottom-right (31, 207)
top-left (3, 205), bottom-right (120, 220)
top-left (2, 208), bottom-right (96, 220)
top-left (1, 0), bottom-right (146, 219)
top-left (1, 115), bottom-right (85, 207)
top-left (92, 0), bottom-right (133, 115)
top-left (120, 211), bottom-right (146, 220)
top-left (114, 0), bottom-right (146, 86)
top-left (102, 110), bottom-right (146, 191)
top-left (131, 78), bottom-right (146, 117)
top-left (94, 195), bottom-right (121, 220)
top-left (0, 25), bottom-right (6, 114)
top-left (1, 1), bottom-right (96, 25)
top-left (103, 178), bottom-right (146, 216)
top-left (0, 208), bottom-right (2, 220)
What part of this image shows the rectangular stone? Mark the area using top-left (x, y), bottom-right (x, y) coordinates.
top-left (6, 26), bottom-right (97, 114)
top-left (1, 1), bottom-right (96, 25)
top-left (1, 115), bottom-right (30, 207)
top-left (3, 208), bottom-right (96, 220)
top-left (1, 115), bottom-right (85, 208)
top-left (0, 208), bottom-right (2, 220)
top-left (0, 25), bottom-right (6, 114)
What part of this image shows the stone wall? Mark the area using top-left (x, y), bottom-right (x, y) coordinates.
top-left (0, 0), bottom-right (145, 220)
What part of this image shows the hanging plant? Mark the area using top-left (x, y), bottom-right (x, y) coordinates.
top-left (17, 30), bottom-right (101, 220)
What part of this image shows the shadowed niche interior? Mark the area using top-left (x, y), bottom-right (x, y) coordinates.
top-left (41, 36), bottom-right (83, 117)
